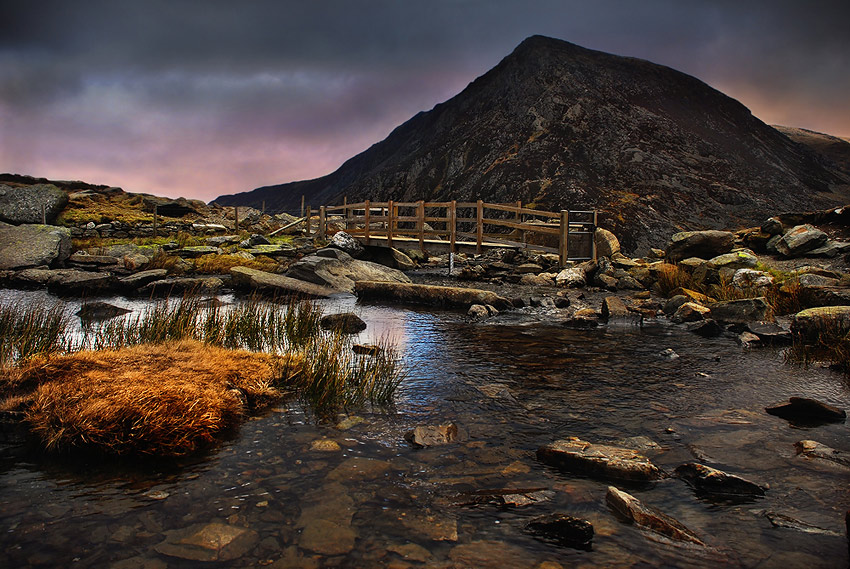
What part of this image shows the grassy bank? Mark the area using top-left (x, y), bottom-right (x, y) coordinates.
top-left (0, 297), bottom-right (404, 456)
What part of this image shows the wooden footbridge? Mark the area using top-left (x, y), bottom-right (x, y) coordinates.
top-left (295, 200), bottom-right (597, 266)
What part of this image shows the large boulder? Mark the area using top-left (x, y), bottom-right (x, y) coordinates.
top-left (665, 230), bottom-right (735, 262)
top-left (286, 255), bottom-right (410, 293)
top-left (594, 228), bottom-right (620, 258)
top-left (791, 306), bottom-right (850, 341)
top-left (0, 224), bottom-right (72, 269)
top-left (230, 266), bottom-right (335, 298)
top-left (330, 231), bottom-right (365, 258)
top-left (537, 437), bottom-right (663, 481)
top-left (709, 297), bottom-right (772, 324)
top-left (0, 184), bottom-right (68, 224)
top-left (775, 224), bottom-right (828, 257)
top-left (355, 281), bottom-right (511, 310)
top-left (13, 268), bottom-right (115, 293)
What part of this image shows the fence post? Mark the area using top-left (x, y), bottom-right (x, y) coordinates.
top-left (592, 210), bottom-right (598, 261)
top-left (449, 200), bottom-right (457, 254)
top-left (417, 200), bottom-right (425, 251)
top-left (387, 200), bottom-right (394, 248)
top-left (300, 195), bottom-right (305, 218)
top-left (305, 206), bottom-right (311, 236)
top-left (234, 207), bottom-right (239, 231)
top-left (343, 196), bottom-right (349, 231)
top-left (319, 206), bottom-right (326, 238)
top-left (559, 210), bottom-right (569, 266)
top-left (153, 204), bottom-right (158, 238)
top-left (476, 199), bottom-right (483, 254)
top-left (261, 200), bottom-right (265, 215)
top-left (364, 200), bottom-right (371, 245)
top-left (41, 204), bottom-right (46, 224)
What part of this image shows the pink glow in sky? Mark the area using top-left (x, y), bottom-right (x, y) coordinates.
top-left (2, 1), bottom-right (848, 202)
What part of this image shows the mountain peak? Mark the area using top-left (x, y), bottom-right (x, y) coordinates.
top-left (215, 38), bottom-right (849, 253)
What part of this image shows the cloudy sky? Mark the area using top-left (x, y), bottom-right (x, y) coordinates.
top-left (1, 0), bottom-right (848, 202)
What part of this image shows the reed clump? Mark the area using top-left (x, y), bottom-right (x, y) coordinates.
top-left (11, 340), bottom-right (293, 456)
top-left (785, 318), bottom-right (850, 373)
top-left (193, 253), bottom-right (279, 274)
top-left (0, 296), bottom-right (404, 455)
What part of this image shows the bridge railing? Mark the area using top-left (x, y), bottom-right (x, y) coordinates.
top-left (309, 200), bottom-right (596, 265)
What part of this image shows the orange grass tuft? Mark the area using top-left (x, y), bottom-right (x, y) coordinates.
top-left (15, 340), bottom-right (298, 456)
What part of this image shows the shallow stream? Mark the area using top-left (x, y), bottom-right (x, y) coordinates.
top-left (1, 290), bottom-right (848, 568)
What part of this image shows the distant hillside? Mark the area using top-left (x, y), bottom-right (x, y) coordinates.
top-left (215, 35), bottom-right (850, 253)
top-left (772, 125), bottom-right (850, 176)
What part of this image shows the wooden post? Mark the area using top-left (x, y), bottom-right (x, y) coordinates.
top-left (300, 195), bottom-right (305, 218)
top-left (153, 204), bottom-right (158, 238)
top-left (559, 210), bottom-right (569, 266)
top-left (417, 200), bottom-right (425, 251)
top-left (343, 196), bottom-right (349, 231)
top-left (364, 200), bottom-right (371, 245)
top-left (592, 210), bottom-right (598, 261)
top-left (305, 205), bottom-right (311, 235)
top-left (234, 206), bottom-right (239, 231)
top-left (516, 199), bottom-right (522, 244)
top-left (449, 200), bottom-right (457, 254)
top-left (41, 205), bottom-right (46, 225)
top-left (387, 200), bottom-right (394, 248)
top-left (261, 200), bottom-right (265, 215)
top-left (319, 206), bottom-right (326, 238)
top-left (476, 199), bottom-right (484, 254)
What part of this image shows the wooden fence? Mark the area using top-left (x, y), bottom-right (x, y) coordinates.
top-left (302, 200), bottom-right (596, 265)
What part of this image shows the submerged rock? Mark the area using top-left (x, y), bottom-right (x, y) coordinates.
top-left (766, 397), bottom-right (846, 424)
top-left (795, 440), bottom-right (850, 468)
top-left (154, 523), bottom-right (258, 562)
top-left (602, 295), bottom-right (640, 325)
top-left (605, 486), bottom-right (705, 545)
top-left (525, 513), bottom-right (594, 550)
top-left (763, 511), bottom-right (842, 536)
top-left (76, 302), bottom-right (131, 322)
top-left (404, 423), bottom-right (461, 447)
top-left (674, 463), bottom-right (766, 498)
top-left (537, 436), bottom-right (663, 481)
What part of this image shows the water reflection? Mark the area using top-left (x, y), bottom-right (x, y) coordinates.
top-left (0, 290), bottom-right (848, 568)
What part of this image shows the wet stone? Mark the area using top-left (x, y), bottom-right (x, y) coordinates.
top-left (605, 486), bottom-right (705, 546)
top-left (448, 540), bottom-right (536, 569)
top-left (674, 463), bottom-right (766, 498)
top-left (154, 523), bottom-right (259, 562)
top-left (387, 543), bottom-right (433, 562)
top-left (396, 510), bottom-right (458, 541)
top-left (298, 519), bottom-right (357, 555)
top-left (404, 423), bottom-right (460, 447)
top-left (320, 312), bottom-right (367, 333)
top-left (537, 436), bottom-right (663, 481)
top-left (795, 440), bottom-right (850, 468)
top-left (326, 457), bottom-right (392, 481)
top-left (763, 511), bottom-right (842, 536)
top-left (525, 513), bottom-right (594, 550)
top-left (766, 397), bottom-right (846, 425)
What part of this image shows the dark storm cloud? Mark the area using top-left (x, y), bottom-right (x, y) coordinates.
top-left (1, 0), bottom-right (849, 200)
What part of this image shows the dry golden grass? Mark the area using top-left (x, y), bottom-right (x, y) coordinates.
top-left (193, 253), bottom-right (279, 274)
top-left (10, 340), bottom-right (298, 456)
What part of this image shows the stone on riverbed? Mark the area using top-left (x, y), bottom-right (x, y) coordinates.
top-left (605, 486), bottom-right (705, 545)
top-left (230, 266), bottom-right (335, 298)
top-left (766, 397), bottom-right (846, 424)
top-left (154, 523), bottom-right (258, 562)
top-left (355, 281), bottom-right (511, 310)
top-left (537, 436), bottom-right (663, 481)
top-left (709, 297), bottom-right (772, 324)
top-left (405, 423), bottom-right (462, 447)
top-left (672, 302), bottom-right (711, 324)
top-left (320, 312), bottom-right (367, 333)
top-left (795, 440), bottom-right (850, 468)
top-left (674, 463), bottom-right (766, 498)
top-left (525, 513), bottom-right (594, 550)
top-left (76, 302), bottom-right (131, 322)
top-left (602, 296), bottom-right (640, 325)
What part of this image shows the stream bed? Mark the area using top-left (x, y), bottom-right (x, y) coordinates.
top-left (1, 290), bottom-right (849, 568)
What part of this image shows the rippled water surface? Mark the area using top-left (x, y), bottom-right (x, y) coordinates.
top-left (1, 290), bottom-right (849, 568)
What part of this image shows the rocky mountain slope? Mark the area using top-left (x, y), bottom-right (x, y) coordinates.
top-left (772, 126), bottom-right (850, 176)
top-left (215, 35), bottom-right (850, 254)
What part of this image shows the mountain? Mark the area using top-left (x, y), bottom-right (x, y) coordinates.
top-left (214, 35), bottom-right (850, 253)
top-left (772, 126), bottom-right (850, 176)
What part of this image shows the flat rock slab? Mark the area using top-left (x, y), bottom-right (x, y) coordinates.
top-left (355, 280), bottom-right (511, 310)
top-left (709, 297), bottom-right (772, 324)
top-left (674, 463), bottom-right (766, 498)
top-left (119, 268), bottom-right (169, 289)
top-left (602, 295), bottom-right (640, 325)
top-left (175, 246), bottom-right (224, 258)
top-left (230, 266), bottom-right (335, 298)
top-left (606, 486), bottom-right (705, 545)
top-left (766, 397), bottom-right (846, 424)
top-left (14, 268), bottom-right (114, 292)
top-left (0, 224), bottom-right (72, 269)
top-left (243, 244), bottom-right (297, 257)
top-left (154, 523), bottom-right (258, 562)
top-left (286, 255), bottom-right (410, 293)
top-left (537, 436), bottom-right (663, 481)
